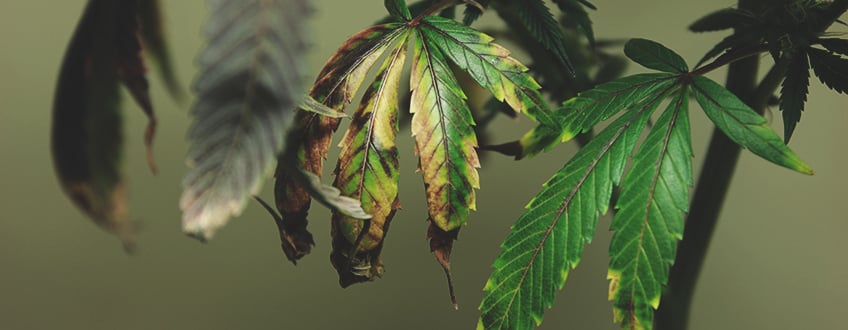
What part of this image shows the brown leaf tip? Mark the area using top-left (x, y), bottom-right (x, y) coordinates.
top-left (428, 222), bottom-right (460, 310)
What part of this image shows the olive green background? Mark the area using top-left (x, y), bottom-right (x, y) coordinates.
top-left (1, 1), bottom-right (846, 329)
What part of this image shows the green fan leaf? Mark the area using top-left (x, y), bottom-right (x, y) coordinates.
top-left (691, 76), bottom-right (813, 174)
top-left (410, 29), bottom-right (480, 232)
top-left (419, 16), bottom-right (557, 128)
top-left (52, 0), bottom-right (157, 251)
top-left (137, 0), bottom-right (183, 100)
top-left (608, 88), bottom-right (693, 330)
top-left (808, 47), bottom-right (848, 94)
top-left (479, 87), bottom-right (668, 330)
top-left (508, 0), bottom-right (575, 73)
top-left (625, 38), bottom-right (688, 73)
top-left (273, 23), bottom-right (406, 260)
top-left (488, 73), bottom-right (675, 159)
top-left (689, 8), bottom-right (752, 33)
top-left (779, 51), bottom-right (810, 143)
top-left (180, 0), bottom-right (311, 240)
top-left (385, 0), bottom-right (412, 21)
top-left (331, 35), bottom-right (408, 287)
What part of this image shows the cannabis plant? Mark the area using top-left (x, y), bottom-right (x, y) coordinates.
top-left (49, 0), bottom-right (846, 329)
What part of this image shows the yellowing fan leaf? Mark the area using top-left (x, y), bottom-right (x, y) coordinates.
top-left (330, 35), bottom-right (408, 286)
top-left (410, 29), bottom-right (480, 232)
top-left (272, 23), bottom-right (407, 262)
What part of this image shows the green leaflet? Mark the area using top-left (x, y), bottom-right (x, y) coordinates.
top-left (420, 16), bottom-right (557, 128)
top-left (385, 0), bottom-right (412, 21)
top-left (608, 88), bottom-right (693, 330)
top-left (410, 28), bottom-right (480, 232)
top-left (272, 23), bottom-right (404, 262)
top-left (180, 0), bottom-right (311, 240)
top-left (691, 76), bottom-right (814, 174)
top-left (779, 50), bottom-right (810, 143)
top-left (331, 35), bottom-right (408, 286)
top-left (52, 0), bottom-right (157, 251)
top-left (495, 73), bottom-right (675, 159)
top-left (625, 38), bottom-right (689, 73)
top-left (479, 89), bottom-right (665, 330)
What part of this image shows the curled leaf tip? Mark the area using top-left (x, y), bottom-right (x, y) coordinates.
top-left (428, 223), bottom-right (460, 309)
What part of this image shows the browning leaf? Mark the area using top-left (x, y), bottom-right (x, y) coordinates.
top-left (330, 36), bottom-right (408, 286)
top-left (273, 23), bottom-right (406, 260)
top-left (52, 0), bottom-right (152, 251)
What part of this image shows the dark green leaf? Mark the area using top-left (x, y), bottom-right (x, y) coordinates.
top-left (137, 0), bottom-right (183, 101)
top-left (552, 0), bottom-right (595, 45)
top-left (691, 76), bottom-right (813, 174)
top-left (689, 8), bottom-right (753, 32)
top-left (625, 38), bottom-right (688, 73)
top-left (817, 38), bottom-right (848, 56)
top-left (808, 47), bottom-right (848, 94)
top-left (510, 0), bottom-right (575, 73)
top-left (479, 89), bottom-right (666, 330)
top-left (463, 0), bottom-right (491, 25)
top-left (609, 88), bottom-right (693, 329)
top-left (779, 52), bottom-right (810, 143)
top-left (385, 0), bottom-right (412, 21)
top-left (180, 0), bottom-right (311, 240)
top-left (694, 30), bottom-right (761, 68)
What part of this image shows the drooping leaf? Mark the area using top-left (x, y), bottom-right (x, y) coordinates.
top-left (331, 36), bottom-right (408, 287)
top-left (487, 73), bottom-right (675, 159)
top-left (117, 2), bottom-right (158, 174)
top-left (420, 16), bottom-right (557, 127)
top-left (779, 51), bottom-right (810, 143)
top-left (52, 0), bottom-right (150, 251)
top-left (689, 8), bottom-right (753, 33)
top-left (816, 38), bottom-right (848, 56)
top-left (180, 0), bottom-right (311, 240)
top-left (508, 0), bottom-right (575, 73)
top-left (691, 76), bottom-right (813, 174)
top-left (608, 88), bottom-right (693, 330)
top-left (385, 0), bottom-right (412, 21)
top-left (624, 38), bottom-right (688, 74)
top-left (411, 29), bottom-right (481, 303)
top-left (137, 0), bottom-right (183, 100)
top-left (273, 23), bottom-right (406, 260)
top-left (808, 47), bottom-right (848, 94)
top-left (479, 90), bottom-right (666, 330)
top-left (410, 28), bottom-right (480, 232)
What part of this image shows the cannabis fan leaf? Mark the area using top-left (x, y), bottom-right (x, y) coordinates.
top-left (266, 0), bottom-right (556, 298)
top-left (480, 38), bottom-right (812, 330)
top-left (180, 0), bottom-right (311, 240)
top-left (691, 1), bottom-right (848, 142)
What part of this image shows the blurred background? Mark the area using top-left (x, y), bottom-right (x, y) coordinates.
top-left (1, 1), bottom-right (846, 329)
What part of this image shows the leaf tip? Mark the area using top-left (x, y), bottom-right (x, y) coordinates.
top-left (429, 222), bottom-right (460, 309)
